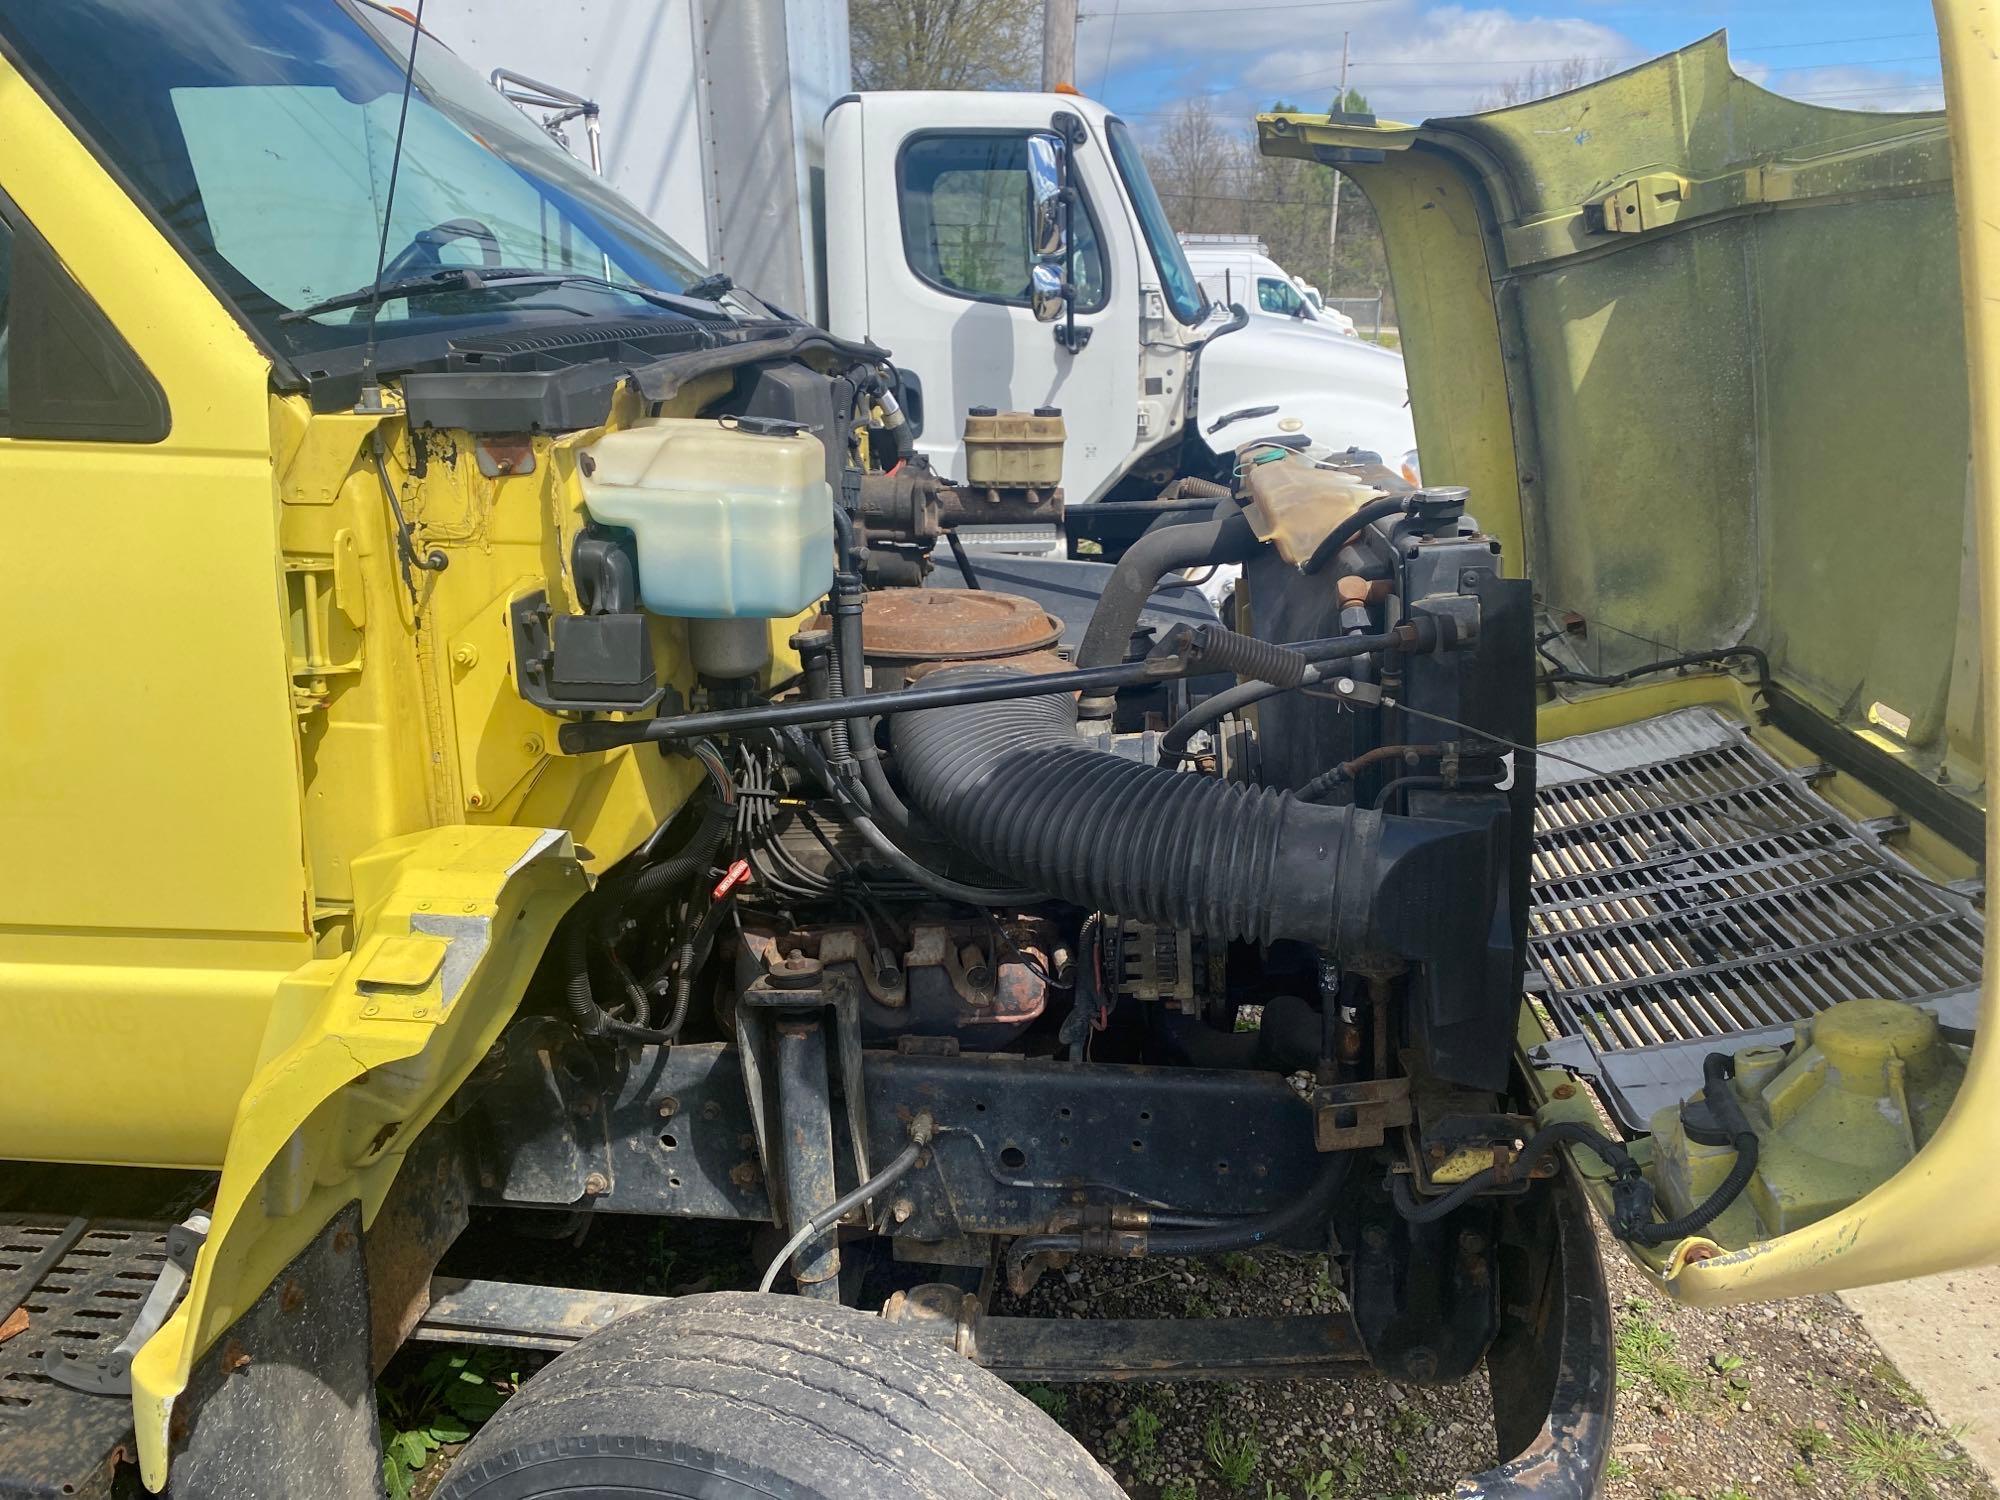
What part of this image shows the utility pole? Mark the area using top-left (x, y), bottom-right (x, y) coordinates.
top-left (1043, 0), bottom-right (1079, 91)
top-left (1327, 30), bottom-right (1350, 292)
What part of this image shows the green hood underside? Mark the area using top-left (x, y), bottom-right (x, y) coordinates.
top-left (1261, 34), bottom-right (1979, 816)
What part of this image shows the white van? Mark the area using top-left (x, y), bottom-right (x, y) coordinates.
top-left (1178, 233), bottom-right (1358, 336)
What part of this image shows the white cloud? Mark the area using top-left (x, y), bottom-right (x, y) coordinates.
top-left (1081, 2), bottom-right (1940, 128)
top-left (1080, 0), bottom-right (1636, 122)
top-left (1752, 61), bottom-right (1943, 112)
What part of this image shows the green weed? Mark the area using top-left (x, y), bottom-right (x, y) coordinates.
top-left (1839, 1417), bottom-right (1974, 1499)
top-left (1221, 1250), bottom-right (1263, 1281)
top-left (378, 1347), bottom-right (520, 1499)
top-left (1205, 1412), bottom-right (1263, 1491)
top-left (1127, 1403), bottom-right (1162, 1457)
top-left (1613, 1301), bottom-right (1697, 1406)
top-left (1869, 1357), bottom-right (1929, 1408)
top-left (1015, 1382), bottom-right (1068, 1420)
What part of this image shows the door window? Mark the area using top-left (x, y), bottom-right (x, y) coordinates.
top-left (1257, 276), bottom-right (1307, 316)
top-left (898, 133), bottom-right (1106, 311)
top-left (0, 217), bottom-right (12, 425)
top-left (0, 200), bottom-right (168, 442)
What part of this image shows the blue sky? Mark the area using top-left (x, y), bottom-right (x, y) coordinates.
top-left (1075, 0), bottom-right (1944, 130)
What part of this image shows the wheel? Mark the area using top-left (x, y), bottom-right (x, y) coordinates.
top-left (433, 1291), bottom-right (1126, 1500)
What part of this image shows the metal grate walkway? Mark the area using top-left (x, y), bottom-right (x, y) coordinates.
top-left (0, 1215), bottom-right (176, 1495)
top-left (1525, 707), bottom-right (1983, 1128)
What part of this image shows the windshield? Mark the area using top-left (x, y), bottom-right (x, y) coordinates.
top-left (0, 0), bottom-right (716, 362)
top-left (1105, 118), bottom-right (1204, 326)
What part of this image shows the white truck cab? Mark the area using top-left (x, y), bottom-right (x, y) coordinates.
top-left (826, 94), bottom-right (1415, 502)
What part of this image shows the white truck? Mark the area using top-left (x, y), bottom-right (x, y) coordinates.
top-left (1178, 232), bottom-right (1359, 336)
top-left (422, 0), bottom-right (1418, 527)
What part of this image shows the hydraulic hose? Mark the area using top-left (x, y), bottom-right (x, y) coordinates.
top-left (759, 1136), bottom-right (927, 1294)
top-left (1006, 1155), bottom-right (1346, 1283)
top-left (1074, 503), bottom-right (1263, 719)
top-left (890, 665), bottom-right (1423, 950)
top-left (1158, 678), bottom-right (1287, 764)
top-left (1389, 1055), bottom-right (1759, 1247)
top-left (1153, 630), bottom-right (1399, 764)
top-left (1301, 494), bottom-right (1411, 576)
top-left (564, 750), bottom-right (737, 1044)
top-left (776, 726), bottom-right (1042, 905)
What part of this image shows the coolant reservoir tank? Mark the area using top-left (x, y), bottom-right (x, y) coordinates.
top-left (580, 417), bottom-right (834, 618)
top-left (1240, 449), bottom-right (1386, 567)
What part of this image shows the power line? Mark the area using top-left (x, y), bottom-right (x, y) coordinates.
top-left (1311, 48), bottom-right (1934, 74)
top-left (1098, 0), bottom-right (1122, 95)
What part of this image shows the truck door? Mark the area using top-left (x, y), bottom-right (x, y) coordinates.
top-left (825, 95), bottom-right (1148, 503)
top-left (0, 60), bottom-right (310, 1168)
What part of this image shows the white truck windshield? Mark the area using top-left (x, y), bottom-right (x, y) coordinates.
top-left (1105, 118), bottom-right (1205, 326)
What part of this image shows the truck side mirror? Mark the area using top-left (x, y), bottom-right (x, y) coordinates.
top-left (1030, 262), bottom-right (1067, 323)
top-left (1027, 133), bottom-right (1066, 260)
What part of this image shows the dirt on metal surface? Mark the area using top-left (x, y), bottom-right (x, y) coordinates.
top-left (860, 587), bottom-right (1062, 664)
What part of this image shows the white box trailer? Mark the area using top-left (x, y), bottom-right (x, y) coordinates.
top-left (421, 0), bottom-right (846, 323)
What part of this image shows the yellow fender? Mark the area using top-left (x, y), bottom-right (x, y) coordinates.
top-left (126, 824), bottom-right (584, 1490)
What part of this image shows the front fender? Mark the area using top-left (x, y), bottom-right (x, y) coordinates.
top-left (128, 824), bottom-right (584, 1491)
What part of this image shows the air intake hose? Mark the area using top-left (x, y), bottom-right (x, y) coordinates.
top-left (889, 667), bottom-right (1494, 954)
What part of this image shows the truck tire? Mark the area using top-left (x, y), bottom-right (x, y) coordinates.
top-left (432, 1291), bottom-right (1125, 1500)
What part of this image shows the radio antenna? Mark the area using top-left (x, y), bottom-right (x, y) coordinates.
top-left (355, 0), bottom-right (428, 414)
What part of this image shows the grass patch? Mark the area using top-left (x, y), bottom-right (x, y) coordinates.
top-left (1869, 1357), bottom-right (1929, 1408)
top-left (1127, 1403), bottom-right (1161, 1457)
top-left (1014, 1382), bottom-right (1068, 1420)
top-left (1839, 1417), bottom-right (1974, 1499)
top-left (1205, 1412), bottom-right (1263, 1491)
top-left (1160, 1482), bottom-right (1198, 1500)
top-left (1613, 1301), bottom-right (1698, 1406)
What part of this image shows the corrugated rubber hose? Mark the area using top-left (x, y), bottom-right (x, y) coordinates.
top-left (888, 666), bottom-right (1484, 953)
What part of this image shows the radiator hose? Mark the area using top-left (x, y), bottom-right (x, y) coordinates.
top-left (888, 666), bottom-right (1497, 954)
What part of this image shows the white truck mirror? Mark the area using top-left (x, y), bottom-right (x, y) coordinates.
top-left (1029, 262), bottom-right (1067, 323)
top-left (1027, 133), bottom-right (1066, 261)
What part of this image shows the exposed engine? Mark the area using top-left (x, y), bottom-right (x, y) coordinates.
top-left (526, 347), bottom-right (1535, 1330)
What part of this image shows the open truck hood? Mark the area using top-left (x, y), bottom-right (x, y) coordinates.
top-left (1260, 31), bottom-right (1974, 830)
top-left (1261, 26), bottom-right (2000, 1305)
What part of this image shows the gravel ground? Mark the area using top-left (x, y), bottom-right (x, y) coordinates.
top-left (992, 1222), bottom-right (1996, 1500)
top-left (403, 1213), bottom-right (1995, 1500)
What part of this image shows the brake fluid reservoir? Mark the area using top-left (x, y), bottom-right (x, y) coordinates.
top-left (580, 417), bottom-right (834, 618)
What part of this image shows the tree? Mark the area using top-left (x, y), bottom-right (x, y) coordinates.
top-left (849, 0), bottom-right (1039, 91)
top-left (1146, 97), bottom-right (1251, 235)
top-left (1143, 93), bottom-right (1393, 317)
top-left (1480, 56), bottom-right (1616, 110)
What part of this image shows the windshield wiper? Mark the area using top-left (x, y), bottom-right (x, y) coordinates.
top-left (282, 265), bottom-right (728, 324)
top-left (280, 266), bottom-right (521, 322)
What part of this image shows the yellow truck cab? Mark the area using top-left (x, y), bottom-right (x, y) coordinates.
top-left (0, 2), bottom-right (1994, 1498)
